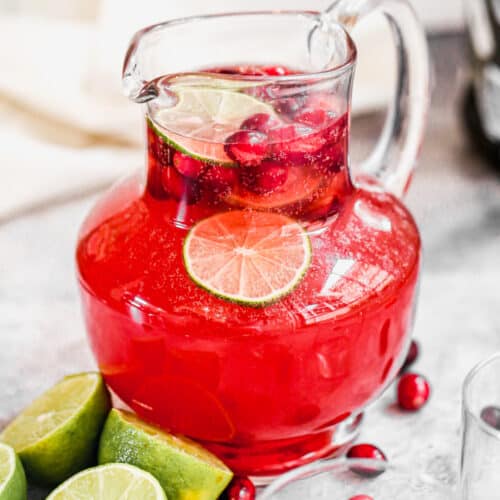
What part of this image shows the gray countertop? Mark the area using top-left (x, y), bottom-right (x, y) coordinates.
top-left (1, 33), bottom-right (499, 498)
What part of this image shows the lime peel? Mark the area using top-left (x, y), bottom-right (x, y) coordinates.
top-left (148, 86), bottom-right (278, 165)
top-left (0, 372), bottom-right (110, 486)
top-left (98, 409), bottom-right (233, 500)
top-left (0, 443), bottom-right (26, 500)
top-left (183, 210), bottom-right (312, 307)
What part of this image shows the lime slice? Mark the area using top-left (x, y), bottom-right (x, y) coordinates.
top-left (149, 86), bottom-right (277, 165)
top-left (98, 409), bottom-right (233, 500)
top-left (183, 210), bottom-right (312, 306)
top-left (0, 443), bottom-right (26, 500)
top-left (0, 373), bottom-right (110, 486)
top-left (46, 463), bottom-right (167, 500)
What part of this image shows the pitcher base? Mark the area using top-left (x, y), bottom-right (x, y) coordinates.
top-left (206, 413), bottom-right (364, 485)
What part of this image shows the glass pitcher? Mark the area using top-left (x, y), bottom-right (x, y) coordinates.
top-left (76, 0), bottom-right (429, 480)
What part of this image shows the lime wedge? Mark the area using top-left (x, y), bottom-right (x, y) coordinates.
top-left (149, 86), bottom-right (277, 165)
top-left (0, 443), bottom-right (26, 500)
top-left (98, 409), bottom-right (233, 500)
top-left (46, 463), bottom-right (167, 500)
top-left (0, 373), bottom-right (110, 486)
top-left (183, 210), bottom-right (312, 306)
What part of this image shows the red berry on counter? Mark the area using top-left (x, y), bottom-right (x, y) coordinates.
top-left (347, 443), bottom-right (387, 461)
top-left (349, 496), bottom-right (374, 500)
top-left (397, 373), bottom-right (430, 411)
top-left (240, 161), bottom-right (288, 195)
top-left (202, 165), bottom-right (237, 196)
top-left (481, 406), bottom-right (500, 430)
top-left (173, 152), bottom-right (206, 179)
top-left (401, 340), bottom-right (419, 371)
top-left (241, 113), bottom-right (280, 134)
top-left (225, 130), bottom-right (268, 166)
top-left (347, 443), bottom-right (387, 477)
top-left (161, 166), bottom-right (200, 204)
top-left (224, 476), bottom-right (256, 500)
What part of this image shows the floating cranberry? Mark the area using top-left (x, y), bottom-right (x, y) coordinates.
top-left (241, 113), bottom-right (280, 134)
top-left (224, 476), bottom-right (256, 500)
top-left (240, 161), bottom-right (288, 195)
top-left (262, 65), bottom-right (292, 76)
top-left (202, 165), bottom-right (237, 196)
top-left (269, 124), bottom-right (326, 161)
top-left (481, 406), bottom-right (500, 430)
top-left (397, 373), bottom-right (431, 411)
top-left (349, 496), bottom-right (374, 500)
top-left (295, 108), bottom-right (329, 128)
top-left (401, 340), bottom-right (419, 372)
top-left (172, 152), bottom-right (206, 179)
top-left (161, 166), bottom-right (200, 204)
top-left (347, 443), bottom-right (387, 478)
top-left (224, 130), bottom-right (268, 166)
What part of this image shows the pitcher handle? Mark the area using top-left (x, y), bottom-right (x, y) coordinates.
top-left (325, 0), bottom-right (430, 197)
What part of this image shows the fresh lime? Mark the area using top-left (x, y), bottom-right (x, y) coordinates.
top-left (98, 409), bottom-right (233, 500)
top-left (149, 85), bottom-right (277, 165)
top-left (183, 210), bottom-right (312, 306)
top-left (0, 372), bottom-right (110, 486)
top-left (46, 463), bottom-right (167, 500)
top-left (0, 443), bottom-right (26, 500)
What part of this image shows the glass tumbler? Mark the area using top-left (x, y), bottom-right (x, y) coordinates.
top-left (461, 352), bottom-right (500, 499)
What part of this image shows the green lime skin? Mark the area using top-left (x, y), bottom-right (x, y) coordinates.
top-left (98, 409), bottom-right (233, 500)
top-left (0, 445), bottom-right (27, 500)
top-left (1, 373), bottom-right (111, 486)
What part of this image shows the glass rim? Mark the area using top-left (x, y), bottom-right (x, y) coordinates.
top-left (462, 351), bottom-right (500, 439)
top-left (126, 10), bottom-right (357, 83)
top-left (258, 457), bottom-right (448, 499)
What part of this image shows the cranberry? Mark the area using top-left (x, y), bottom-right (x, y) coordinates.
top-left (224, 130), bottom-right (268, 166)
top-left (295, 108), bottom-right (329, 128)
top-left (349, 496), bottom-right (374, 500)
top-left (262, 65), bottom-right (292, 76)
top-left (172, 152), bottom-right (206, 179)
top-left (481, 406), bottom-right (500, 430)
top-left (397, 373), bottom-right (431, 411)
top-left (202, 165), bottom-right (237, 196)
top-left (240, 161), bottom-right (288, 194)
top-left (224, 476), bottom-right (255, 500)
top-left (241, 113), bottom-right (280, 134)
top-left (401, 340), bottom-right (419, 372)
top-left (347, 443), bottom-right (387, 478)
top-left (269, 124), bottom-right (326, 161)
top-left (161, 166), bottom-right (200, 204)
